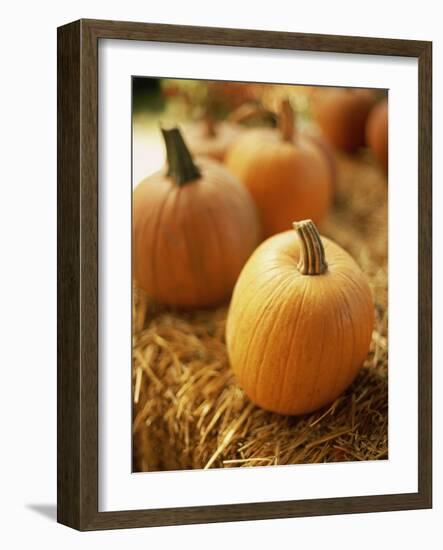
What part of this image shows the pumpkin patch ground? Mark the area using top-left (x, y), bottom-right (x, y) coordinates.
top-left (132, 78), bottom-right (388, 471)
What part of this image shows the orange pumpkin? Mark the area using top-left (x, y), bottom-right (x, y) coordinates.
top-left (366, 98), bottom-right (388, 173)
top-left (225, 100), bottom-right (332, 237)
top-left (226, 219), bottom-right (374, 415)
top-left (312, 88), bottom-right (376, 152)
top-left (184, 118), bottom-right (242, 162)
top-left (133, 127), bottom-right (261, 308)
top-left (184, 104), bottom-right (275, 162)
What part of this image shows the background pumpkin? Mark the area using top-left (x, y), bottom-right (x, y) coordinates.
top-left (133, 127), bottom-right (261, 308)
top-left (366, 98), bottom-right (388, 173)
top-left (311, 87), bottom-right (376, 153)
top-left (183, 118), bottom-right (243, 162)
top-left (184, 103), bottom-right (275, 162)
top-left (225, 100), bottom-right (333, 237)
top-left (226, 219), bottom-right (374, 415)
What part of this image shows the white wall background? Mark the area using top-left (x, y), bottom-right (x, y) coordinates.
top-left (0, 0), bottom-right (440, 547)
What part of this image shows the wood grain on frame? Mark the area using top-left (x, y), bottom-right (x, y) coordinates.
top-left (57, 19), bottom-right (432, 531)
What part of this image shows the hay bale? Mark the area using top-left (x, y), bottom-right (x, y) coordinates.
top-left (132, 152), bottom-right (388, 471)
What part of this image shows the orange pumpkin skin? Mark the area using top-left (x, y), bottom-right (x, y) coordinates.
top-left (226, 223), bottom-right (374, 415)
top-left (133, 129), bottom-right (261, 308)
top-left (184, 121), bottom-right (242, 162)
top-left (225, 128), bottom-right (332, 237)
top-left (312, 88), bottom-right (376, 153)
top-left (366, 98), bottom-right (388, 172)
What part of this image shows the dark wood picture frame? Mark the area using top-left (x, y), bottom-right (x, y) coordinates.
top-left (57, 18), bottom-right (432, 531)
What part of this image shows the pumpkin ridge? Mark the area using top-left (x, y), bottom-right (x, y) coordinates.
top-left (337, 268), bottom-right (374, 357)
top-left (328, 274), bottom-right (360, 402)
top-left (227, 268), bottom-right (277, 369)
top-left (248, 275), bottom-right (298, 410)
top-left (229, 263), bottom-right (289, 330)
top-left (342, 280), bottom-right (361, 387)
top-left (328, 276), bottom-right (348, 403)
top-left (227, 262), bottom-right (290, 359)
top-left (336, 266), bottom-right (374, 324)
top-left (149, 184), bottom-right (176, 298)
top-left (180, 184), bottom-right (207, 305)
top-left (304, 306), bottom-right (327, 413)
top-left (275, 277), bottom-right (310, 412)
top-left (230, 271), bottom-right (280, 390)
top-left (133, 176), bottom-right (164, 285)
top-left (201, 182), bottom-right (229, 301)
top-left (338, 266), bottom-right (373, 308)
top-left (160, 184), bottom-right (184, 302)
top-left (238, 273), bottom-right (295, 401)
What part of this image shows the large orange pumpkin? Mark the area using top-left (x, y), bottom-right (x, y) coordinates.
top-left (225, 100), bottom-right (332, 237)
top-left (133, 127), bottom-right (261, 308)
top-left (366, 98), bottom-right (388, 173)
top-left (312, 88), bottom-right (376, 153)
top-left (226, 220), bottom-right (374, 415)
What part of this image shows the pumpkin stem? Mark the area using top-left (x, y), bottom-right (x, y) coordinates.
top-left (161, 127), bottom-right (201, 186)
top-left (293, 220), bottom-right (328, 275)
top-left (203, 112), bottom-right (217, 138)
top-left (227, 102), bottom-right (274, 125)
top-left (279, 99), bottom-right (295, 142)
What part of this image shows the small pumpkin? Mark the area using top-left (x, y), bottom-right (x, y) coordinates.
top-left (184, 104), bottom-right (275, 162)
top-left (184, 117), bottom-right (242, 162)
top-left (226, 219), bottom-right (374, 415)
top-left (312, 87), bottom-right (376, 153)
top-left (366, 98), bottom-right (388, 173)
top-left (225, 100), bottom-right (332, 237)
top-left (133, 127), bottom-right (261, 308)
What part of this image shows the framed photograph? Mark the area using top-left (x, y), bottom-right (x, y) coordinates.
top-left (57, 19), bottom-right (432, 530)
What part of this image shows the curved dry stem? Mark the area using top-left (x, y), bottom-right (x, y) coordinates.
top-left (293, 220), bottom-right (328, 275)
